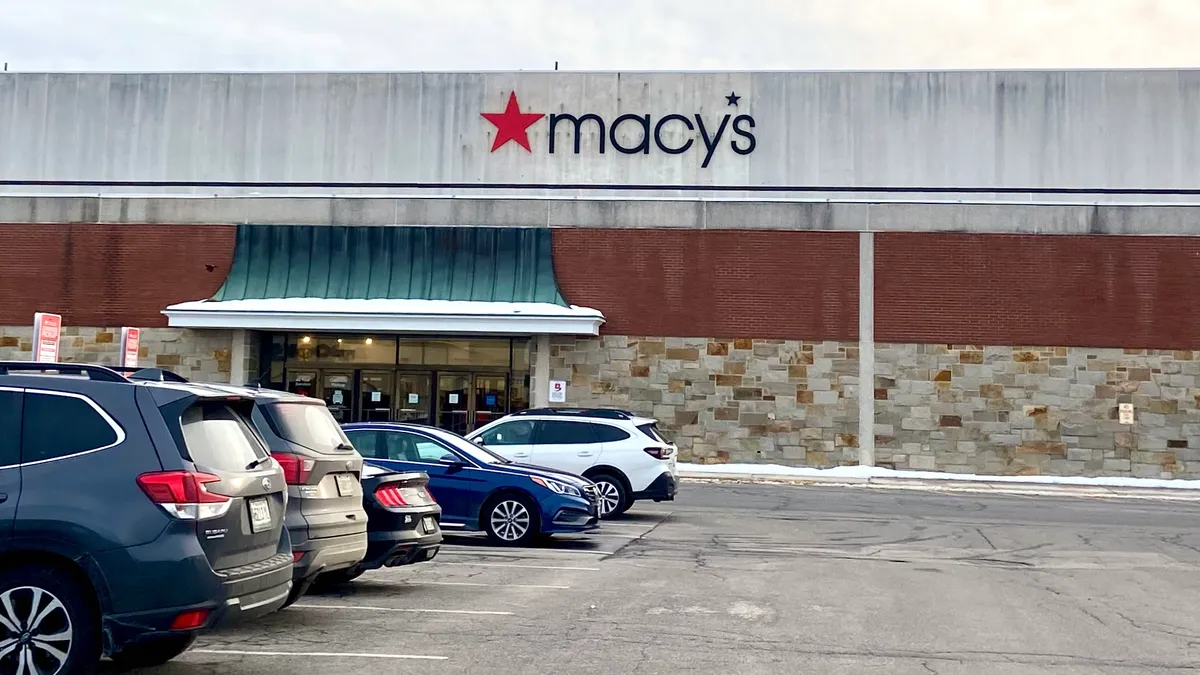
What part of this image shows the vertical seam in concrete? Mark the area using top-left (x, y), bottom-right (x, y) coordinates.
top-left (859, 230), bottom-right (875, 467)
top-left (230, 328), bottom-right (247, 385)
top-left (533, 333), bottom-right (551, 407)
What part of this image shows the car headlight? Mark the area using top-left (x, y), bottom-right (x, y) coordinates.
top-left (530, 476), bottom-right (582, 497)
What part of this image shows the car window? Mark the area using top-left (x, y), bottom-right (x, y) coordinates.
top-left (590, 424), bottom-right (631, 442)
top-left (479, 420), bottom-right (535, 446)
top-left (22, 391), bottom-right (120, 463)
top-left (343, 430), bottom-right (382, 459)
top-left (389, 433), bottom-right (453, 463)
top-left (260, 402), bottom-right (351, 453)
top-left (534, 420), bottom-right (598, 445)
top-left (180, 402), bottom-right (267, 472)
top-left (0, 390), bottom-right (22, 467)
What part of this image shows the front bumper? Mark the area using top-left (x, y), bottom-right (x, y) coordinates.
top-left (633, 471), bottom-right (678, 502)
top-left (544, 494), bottom-right (600, 533)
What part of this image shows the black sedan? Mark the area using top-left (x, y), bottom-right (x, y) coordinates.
top-left (316, 465), bottom-right (443, 584)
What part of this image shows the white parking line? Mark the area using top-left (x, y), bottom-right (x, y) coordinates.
top-left (191, 649), bottom-right (447, 661)
top-left (440, 561), bottom-right (600, 571)
top-left (439, 546), bottom-right (617, 556)
top-left (294, 603), bottom-right (513, 616)
top-left (408, 580), bottom-right (572, 590)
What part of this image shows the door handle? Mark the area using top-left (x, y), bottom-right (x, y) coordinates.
top-left (0, 493), bottom-right (8, 503)
top-left (577, 451), bottom-right (593, 457)
top-left (512, 453), bottom-right (529, 459)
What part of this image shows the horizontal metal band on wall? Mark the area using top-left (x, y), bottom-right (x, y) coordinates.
top-left (2, 194), bottom-right (1200, 235)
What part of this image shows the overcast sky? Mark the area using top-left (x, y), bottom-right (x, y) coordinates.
top-left (3, 0), bottom-right (1198, 72)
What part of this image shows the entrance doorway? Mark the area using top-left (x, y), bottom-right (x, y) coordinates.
top-left (287, 367), bottom-right (511, 433)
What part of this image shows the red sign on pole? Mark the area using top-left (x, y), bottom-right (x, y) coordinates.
top-left (120, 327), bottom-right (141, 368)
top-left (32, 313), bottom-right (62, 363)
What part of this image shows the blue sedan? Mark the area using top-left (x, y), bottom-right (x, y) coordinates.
top-left (342, 423), bottom-right (600, 545)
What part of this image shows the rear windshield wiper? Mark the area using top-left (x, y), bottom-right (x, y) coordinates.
top-left (246, 455), bottom-right (272, 470)
top-left (336, 443), bottom-right (355, 451)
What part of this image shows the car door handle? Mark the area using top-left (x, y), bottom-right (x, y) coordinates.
top-left (511, 452), bottom-right (529, 459)
top-left (0, 493), bottom-right (7, 503)
top-left (577, 451), bottom-right (594, 457)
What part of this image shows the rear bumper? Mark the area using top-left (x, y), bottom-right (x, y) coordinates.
top-left (291, 531), bottom-right (369, 588)
top-left (632, 472), bottom-right (677, 502)
top-left (101, 550), bottom-right (293, 655)
top-left (358, 495), bottom-right (443, 570)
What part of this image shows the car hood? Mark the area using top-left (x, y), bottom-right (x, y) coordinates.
top-left (488, 461), bottom-right (593, 488)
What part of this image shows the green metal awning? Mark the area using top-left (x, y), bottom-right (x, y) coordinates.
top-left (212, 224), bottom-right (568, 305)
top-left (163, 224), bottom-right (603, 335)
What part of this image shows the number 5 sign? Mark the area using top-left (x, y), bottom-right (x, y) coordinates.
top-left (548, 380), bottom-right (567, 403)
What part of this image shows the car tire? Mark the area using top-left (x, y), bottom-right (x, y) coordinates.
top-left (0, 564), bottom-right (101, 675)
top-left (110, 634), bottom-right (197, 669)
top-left (483, 493), bottom-right (540, 546)
top-left (590, 473), bottom-right (630, 518)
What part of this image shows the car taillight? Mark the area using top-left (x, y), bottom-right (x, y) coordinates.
top-left (170, 609), bottom-right (210, 631)
top-left (271, 452), bottom-right (314, 485)
top-left (136, 471), bottom-right (232, 521)
top-left (643, 447), bottom-right (669, 460)
top-left (375, 484), bottom-right (409, 508)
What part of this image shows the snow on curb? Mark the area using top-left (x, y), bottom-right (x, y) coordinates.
top-left (678, 463), bottom-right (1200, 491)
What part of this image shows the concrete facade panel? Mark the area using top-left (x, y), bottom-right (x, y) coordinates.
top-left (3, 71), bottom-right (1200, 198)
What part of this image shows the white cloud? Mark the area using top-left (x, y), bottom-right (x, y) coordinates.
top-left (1, 0), bottom-right (1197, 71)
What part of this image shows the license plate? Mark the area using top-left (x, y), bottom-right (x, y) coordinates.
top-left (422, 516), bottom-right (437, 534)
top-left (335, 473), bottom-right (355, 496)
top-left (248, 498), bottom-right (271, 533)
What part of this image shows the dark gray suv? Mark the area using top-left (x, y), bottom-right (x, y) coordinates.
top-left (0, 362), bottom-right (293, 673)
top-left (189, 384), bottom-right (369, 606)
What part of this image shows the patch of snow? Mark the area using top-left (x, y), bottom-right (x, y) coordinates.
top-left (678, 462), bottom-right (1200, 490)
top-left (164, 297), bottom-right (603, 318)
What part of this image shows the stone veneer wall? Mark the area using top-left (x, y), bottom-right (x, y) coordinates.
top-left (550, 336), bottom-right (861, 467)
top-left (0, 326), bottom-right (236, 382)
top-left (554, 336), bottom-right (1200, 479)
top-left (876, 344), bottom-right (1200, 479)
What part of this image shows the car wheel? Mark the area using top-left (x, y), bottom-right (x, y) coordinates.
top-left (484, 494), bottom-right (539, 546)
top-left (591, 473), bottom-right (629, 518)
top-left (0, 564), bottom-right (100, 675)
top-left (110, 634), bottom-right (196, 669)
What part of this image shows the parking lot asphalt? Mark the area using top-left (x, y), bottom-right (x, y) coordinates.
top-left (133, 482), bottom-right (1200, 674)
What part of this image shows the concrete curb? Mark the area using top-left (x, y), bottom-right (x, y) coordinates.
top-left (679, 472), bottom-right (1200, 501)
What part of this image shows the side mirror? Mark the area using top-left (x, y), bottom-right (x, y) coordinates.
top-left (472, 437), bottom-right (485, 445)
top-left (439, 454), bottom-right (464, 465)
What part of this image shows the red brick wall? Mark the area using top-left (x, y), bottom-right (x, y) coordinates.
top-left (553, 229), bottom-right (859, 340)
top-left (876, 233), bottom-right (1200, 349)
top-left (0, 224), bottom-right (236, 327)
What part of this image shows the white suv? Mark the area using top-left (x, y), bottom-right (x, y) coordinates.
top-left (467, 408), bottom-right (678, 518)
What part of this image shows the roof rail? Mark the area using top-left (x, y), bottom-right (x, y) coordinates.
top-left (77, 365), bottom-right (191, 383)
top-left (129, 368), bottom-right (190, 383)
top-left (511, 407), bottom-right (635, 420)
top-left (0, 361), bottom-right (129, 383)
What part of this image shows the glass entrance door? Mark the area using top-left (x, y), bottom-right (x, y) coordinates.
top-left (436, 373), bottom-right (471, 435)
top-left (322, 371), bottom-right (354, 423)
top-left (359, 371), bottom-right (393, 422)
top-left (474, 374), bottom-right (508, 431)
top-left (396, 373), bottom-right (432, 425)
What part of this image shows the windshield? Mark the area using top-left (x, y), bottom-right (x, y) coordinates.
top-left (421, 427), bottom-right (511, 465)
top-left (262, 402), bottom-right (352, 453)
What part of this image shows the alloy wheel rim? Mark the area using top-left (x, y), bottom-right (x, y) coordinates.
top-left (491, 500), bottom-right (531, 541)
top-left (0, 586), bottom-right (73, 675)
top-left (595, 481), bottom-right (621, 516)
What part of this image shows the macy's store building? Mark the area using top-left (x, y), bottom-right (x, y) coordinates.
top-left (3, 69), bottom-right (1200, 479)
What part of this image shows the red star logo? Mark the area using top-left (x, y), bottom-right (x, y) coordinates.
top-left (481, 92), bottom-right (545, 153)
